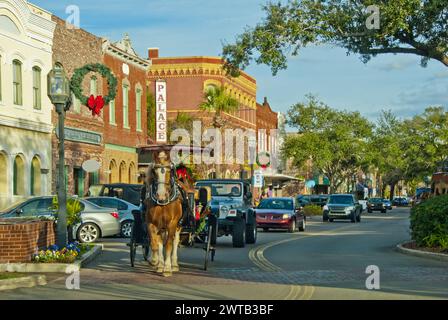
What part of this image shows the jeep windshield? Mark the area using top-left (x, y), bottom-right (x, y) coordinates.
top-left (196, 182), bottom-right (242, 197)
top-left (328, 195), bottom-right (354, 205)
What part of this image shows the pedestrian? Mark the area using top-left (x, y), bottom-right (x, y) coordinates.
top-left (268, 186), bottom-right (273, 198)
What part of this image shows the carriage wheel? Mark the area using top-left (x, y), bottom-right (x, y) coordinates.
top-left (130, 240), bottom-right (137, 267)
top-left (142, 245), bottom-right (150, 261)
top-left (204, 226), bottom-right (213, 271)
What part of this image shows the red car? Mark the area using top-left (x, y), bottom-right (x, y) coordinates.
top-left (255, 197), bottom-right (306, 233)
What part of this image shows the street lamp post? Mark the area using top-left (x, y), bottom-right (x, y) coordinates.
top-left (47, 65), bottom-right (71, 248)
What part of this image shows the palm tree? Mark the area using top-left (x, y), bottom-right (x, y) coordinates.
top-left (199, 85), bottom-right (239, 128)
top-left (199, 85), bottom-right (240, 178)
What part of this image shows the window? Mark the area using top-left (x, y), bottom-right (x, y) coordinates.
top-left (0, 55), bottom-right (2, 101)
top-left (30, 156), bottom-right (41, 196)
top-left (32, 66), bottom-right (41, 110)
top-left (72, 92), bottom-right (81, 113)
top-left (13, 156), bottom-right (25, 196)
top-left (13, 60), bottom-right (22, 105)
top-left (90, 76), bottom-right (97, 95)
top-left (0, 153), bottom-right (7, 195)
top-left (109, 100), bottom-right (116, 124)
top-left (136, 89), bottom-right (142, 131)
top-left (123, 85), bottom-right (129, 128)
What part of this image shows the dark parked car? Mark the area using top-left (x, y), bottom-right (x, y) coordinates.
top-left (256, 197), bottom-right (305, 233)
top-left (93, 183), bottom-right (144, 206)
top-left (392, 197), bottom-right (409, 207)
top-left (297, 195), bottom-right (328, 207)
top-left (367, 198), bottom-right (387, 213)
top-left (323, 194), bottom-right (363, 223)
top-left (195, 179), bottom-right (257, 248)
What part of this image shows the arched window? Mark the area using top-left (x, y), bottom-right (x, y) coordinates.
top-left (119, 161), bottom-right (127, 183)
top-left (136, 88), bottom-right (142, 131)
top-left (123, 84), bottom-right (130, 128)
top-left (0, 152), bottom-right (7, 195)
top-left (32, 66), bottom-right (42, 110)
top-left (30, 156), bottom-right (41, 196)
top-left (13, 155), bottom-right (25, 196)
top-left (109, 160), bottom-right (118, 183)
top-left (13, 60), bottom-right (22, 105)
top-left (0, 54), bottom-right (3, 102)
top-left (128, 162), bottom-right (136, 184)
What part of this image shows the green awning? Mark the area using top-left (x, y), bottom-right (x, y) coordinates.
top-left (313, 174), bottom-right (330, 186)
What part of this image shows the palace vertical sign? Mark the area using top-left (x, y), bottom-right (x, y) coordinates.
top-left (156, 80), bottom-right (167, 143)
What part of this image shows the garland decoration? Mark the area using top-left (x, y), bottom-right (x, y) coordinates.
top-left (70, 63), bottom-right (117, 117)
top-left (256, 151), bottom-right (271, 169)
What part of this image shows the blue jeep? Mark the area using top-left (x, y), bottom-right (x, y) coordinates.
top-left (195, 179), bottom-right (257, 248)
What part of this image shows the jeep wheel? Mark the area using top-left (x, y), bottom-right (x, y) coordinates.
top-left (208, 215), bottom-right (218, 245)
top-left (232, 218), bottom-right (245, 248)
top-left (299, 217), bottom-right (306, 232)
top-left (245, 223), bottom-right (257, 244)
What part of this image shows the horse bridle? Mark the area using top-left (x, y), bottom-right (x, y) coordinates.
top-left (148, 163), bottom-right (179, 206)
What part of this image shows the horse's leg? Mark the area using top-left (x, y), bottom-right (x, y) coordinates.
top-left (156, 232), bottom-right (164, 273)
top-left (163, 228), bottom-right (175, 277)
top-left (148, 224), bottom-right (159, 268)
top-left (171, 227), bottom-right (181, 272)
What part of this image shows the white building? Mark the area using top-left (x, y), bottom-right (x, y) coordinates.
top-left (0, 0), bottom-right (55, 210)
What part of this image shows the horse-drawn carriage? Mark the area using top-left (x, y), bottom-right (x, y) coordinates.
top-left (128, 144), bottom-right (215, 273)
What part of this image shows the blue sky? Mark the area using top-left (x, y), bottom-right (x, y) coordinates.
top-left (33, 0), bottom-right (448, 127)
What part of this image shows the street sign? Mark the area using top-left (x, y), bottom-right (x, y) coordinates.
top-left (253, 170), bottom-right (263, 187)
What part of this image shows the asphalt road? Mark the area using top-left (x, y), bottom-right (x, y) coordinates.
top-left (2, 207), bottom-right (448, 300)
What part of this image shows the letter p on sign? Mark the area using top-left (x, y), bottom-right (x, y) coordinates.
top-left (365, 265), bottom-right (380, 290)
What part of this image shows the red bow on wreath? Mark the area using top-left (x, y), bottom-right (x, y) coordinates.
top-left (87, 95), bottom-right (105, 116)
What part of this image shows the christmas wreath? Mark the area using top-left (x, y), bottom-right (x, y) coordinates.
top-left (70, 63), bottom-right (117, 116)
top-left (256, 151), bottom-right (271, 169)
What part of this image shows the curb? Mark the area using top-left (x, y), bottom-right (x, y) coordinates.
top-left (0, 275), bottom-right (47, 291)
top-left (0, 244), bottom-right (103, 273)
top-left (396, 242), bottom-right (448, 262)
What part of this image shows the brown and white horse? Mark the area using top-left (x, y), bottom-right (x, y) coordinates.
top-left (145, 155), bottom-right (183, 277)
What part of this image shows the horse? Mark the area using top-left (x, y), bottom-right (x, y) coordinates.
top-left (144, 154), bottom-right (183, 277)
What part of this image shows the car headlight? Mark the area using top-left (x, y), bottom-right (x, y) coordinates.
top-left (282, 214), bottom-right (289, 220)
top-left (220, 206), bottom-right (229, 215)
top-left (345, 206), bottom-right (355, 212)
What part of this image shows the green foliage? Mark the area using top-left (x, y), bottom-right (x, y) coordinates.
top-left (410, 195), bottom-right (448, 250)
top-left (199, 85), bottom-right (239, 128)
top-left (51, 197), bottom-right (82, 227)
top-left (147, 92), bottom-right (156, 140)
top-left (282, 94), bottom-right (372, 193)
top-left (303, 204), bottom-right (322, 216)
top-left (222, 0), bottom-right (448, 76)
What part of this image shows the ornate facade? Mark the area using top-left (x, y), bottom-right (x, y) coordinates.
top-left (0, 0), bottom-right (55, 209)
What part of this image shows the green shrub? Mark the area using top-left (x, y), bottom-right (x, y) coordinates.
top-left (410, 195), bottom-right (448, 250)
top-left (303, 205), bottom-right (322, 216)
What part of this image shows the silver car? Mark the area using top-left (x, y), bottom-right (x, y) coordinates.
top-left (0, 196), bottom-right (121, 243)
top-left (85, 197), bottom-right (140, 238)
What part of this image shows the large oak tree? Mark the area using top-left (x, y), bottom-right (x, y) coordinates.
top-left (223, 0), bottom-right (448, 76)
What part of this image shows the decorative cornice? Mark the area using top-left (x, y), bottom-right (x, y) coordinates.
top-left (102, 38), bottom-right (151, 70)
top-left (0, 114), bottom-right (52, 133)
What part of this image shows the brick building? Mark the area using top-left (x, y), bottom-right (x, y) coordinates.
top-left (256, 97), bottom-right (278, 155)
top-left (51, 16), bottom-right (105, 196)
top-left (102, 35), bottom-right (150, 184)
top-left (146, 49), bottom-right (257, 179)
